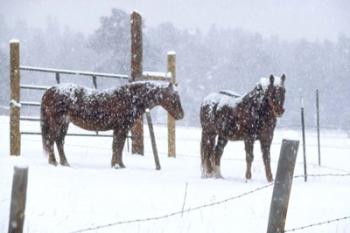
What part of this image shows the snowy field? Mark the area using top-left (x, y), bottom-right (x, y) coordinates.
top-left (0, 116), bottom-right (349, 233)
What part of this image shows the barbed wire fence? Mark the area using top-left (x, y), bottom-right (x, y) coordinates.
top-left (68, 173), bottom-right (350, 233)
top-left (285, 215), bottom-right (350, 232)
top-left (68, 183), bottom-right (274, 233)
top-left (4, 115), bottom-right (350, 232)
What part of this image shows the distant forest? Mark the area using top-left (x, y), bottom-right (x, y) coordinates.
top-left (0, 8), bottom-right (349, 129)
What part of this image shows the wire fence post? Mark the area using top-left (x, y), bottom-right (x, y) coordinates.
top-left (167, 51), bottom-right (176, 158)
top-left (301, 96), bottom-right (307, 182)
top-left (130, 11), bottom-right (144, 155)
top-left (55, 72), bottom-right (60, 84)
top-left (10, 39), bottom-right (21, 156)
top-left (8, 166), bottom-right (28, 233)
top-left (316, 89), bottom-right (321, 166)
top-left (145, 110), bottom-right (161, 170)
top-left (267, 139), bottom-right (299, 233)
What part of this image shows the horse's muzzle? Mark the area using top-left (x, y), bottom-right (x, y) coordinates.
top-left (175, 111), bottom-right (184, 120)
top-left (275, 108), bottom-right (285, 117)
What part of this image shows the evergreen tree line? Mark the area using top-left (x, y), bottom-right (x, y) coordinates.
top-left (0, 9), bottom-right (349, 129)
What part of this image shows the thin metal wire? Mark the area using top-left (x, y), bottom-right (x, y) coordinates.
top-left (285, 215), bottom-right (350, 232)
top-left (68, 173), bottom-right (350, 233)
top-left (68, 183), bottom-right (274, 233)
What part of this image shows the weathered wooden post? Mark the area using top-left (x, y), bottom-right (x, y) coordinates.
top-left (167, 51), bottom-right (176, 158)
top-left (145, 110), bottom-right (161, 170)
top-left (316, 89), bottom-right (321, 166)
top-left (8, 166), bottom-right (28, 233)
top-left (130, 11), bottom-right (144, 155)
top-left (267, 139), bottom-right (299, 233)
top-left (10, 39), bottom-right (21, 156)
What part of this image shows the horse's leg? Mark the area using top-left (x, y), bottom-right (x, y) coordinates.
top-left (260, 140), bottom-right (273, 182)
top-left (56, 121), bottom-right (70, 166)
top-left (42, 127), bottom-right (57, 166)
top-left (244, 139), bottom-right (254, 180)
top-left (200, 129), bottom-right (216, 178)
top-left (200, 129), bottom-right (207, 176)
top-left (47, 140), bottom-right (57, 166)
top-left (41, 106), bottom-right (57, 166)
top-left (111, 130), bottom-right (127, 169)
top-left (213, 136), bottom-right (228, 178)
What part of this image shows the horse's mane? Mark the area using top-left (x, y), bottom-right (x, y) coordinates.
top-left (241, 84), bottom-right (265, 105)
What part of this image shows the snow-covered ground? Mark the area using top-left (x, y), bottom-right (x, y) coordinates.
top-left (0, 116), bottom-right (349, 233)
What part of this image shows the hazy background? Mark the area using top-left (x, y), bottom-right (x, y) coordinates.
top-left (0, 0), bottom-right (349, 129)
top-left (2, 0), bottom-right (350, 41)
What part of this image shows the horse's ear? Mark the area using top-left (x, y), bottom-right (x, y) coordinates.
top-left (281, 74), bottom-right (286, 85)
top-left (269, 75), bottom-right (274, 86)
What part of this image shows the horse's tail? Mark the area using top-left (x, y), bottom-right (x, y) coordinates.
top-left (200, 129), bottom-right (205, 168)
top-left (40, 94), bottom-right (51, 156)
top-left (200, 104), bottom-right (208, 176)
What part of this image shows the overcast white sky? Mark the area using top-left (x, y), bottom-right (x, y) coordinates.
top-left (1, 0), bottom-right (350, 41)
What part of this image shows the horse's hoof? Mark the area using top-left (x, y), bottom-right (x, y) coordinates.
top-left (201, 172), bottom-right (212, 178)
top-left (60, 161), bottom-right (70, 167)
top-left (113, 164), bottom-right (125, 169)
top-left (245, 171), bottom-right (252, 180)
top-left (215, 174), bottom-right (224, 179)
top-left (48, 159), bottom-right (58, 166)
top-left (266, 174), bottom-right (274, 183)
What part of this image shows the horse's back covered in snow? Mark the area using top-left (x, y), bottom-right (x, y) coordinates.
top-left (200, 74), bottom-right (286, 182)
top-left (41, 81), bottom-right (184, 168)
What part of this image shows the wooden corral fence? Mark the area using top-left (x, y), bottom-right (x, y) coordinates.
top-left (9, 11), bottom-right (178, 158)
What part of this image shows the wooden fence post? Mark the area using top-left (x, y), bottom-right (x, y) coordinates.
top-left (8, 166), bottom-right (28, 233)
top-left (267, 139), bottom-right (299, 233)
top-left (130, 11), bottom-right (144, 155)
top-left (145, 110), bottom-right (161, 170)
top-left (167, 51), bottom-right (176, 158)
top-left (10, 40), bottom-right (21, 156)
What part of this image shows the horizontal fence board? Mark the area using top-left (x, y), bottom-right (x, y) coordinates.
top-left (20, 116), bottom-right (40, 121)
top-left (20, 84), bottom-right (49, 90)
top-left (20, 101), bottom-right (41, 107)
top-left (20, 66), bottom-right (129, 80)
top-left (142, 71), bottom-right (171, 81)
top-left (21, 131), bottom-right (114, 137)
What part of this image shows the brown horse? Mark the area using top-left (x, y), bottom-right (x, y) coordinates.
top-left (41, 81), bottom-right (184, 168)
top-left (200, 74), bottom-right (286, 182)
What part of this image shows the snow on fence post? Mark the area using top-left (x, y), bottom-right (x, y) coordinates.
top-left (8, 166), bottom-right (28, 233)
top-left (267, 139), bottom-right (299, 233)
top-left (10, 40), bottom-right (21, 156)
top-left (167, 51), bottom-right (176, 158)
top-left (130, 11), bottom-right (144, 155)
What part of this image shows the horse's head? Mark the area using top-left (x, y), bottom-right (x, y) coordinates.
top-left (160, 82), bottom-right (184, 120)
top-left (265, 74), bottom-right (286, 117)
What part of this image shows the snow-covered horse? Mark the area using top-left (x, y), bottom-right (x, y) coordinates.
top-left (200, 75), bottom-right (286, 182)
top-left (41, 81), bottom-right (184, 168)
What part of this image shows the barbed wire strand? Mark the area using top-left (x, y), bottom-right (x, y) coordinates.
top-left (285, 215), bottom-right (350, 232)
top-left (68, 182), bottom-right (274, 233)
top-left (294, 173), bottom-right (350, 178)
top-left (68, 173), bottom-right (350, 233)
